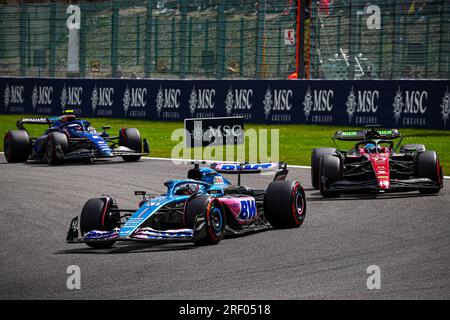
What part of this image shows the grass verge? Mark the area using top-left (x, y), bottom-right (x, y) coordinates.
top-left (1, 114), bottom-right (449, 174)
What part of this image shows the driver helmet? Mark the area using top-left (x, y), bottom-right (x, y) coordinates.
top-left (176, 183), bottom-right (199, 195)
top-left (67, 124), bottom-right (83, 134)
top-left (365, 143), bottom-right (377, 153)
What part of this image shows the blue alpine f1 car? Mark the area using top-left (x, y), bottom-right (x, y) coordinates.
top-left (66, 162), bottom-right (306, 248)
top-left (4, 112), bottom-right (149, 165)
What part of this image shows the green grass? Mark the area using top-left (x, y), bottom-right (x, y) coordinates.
top-left (1, 114), bottom-right (449, 174)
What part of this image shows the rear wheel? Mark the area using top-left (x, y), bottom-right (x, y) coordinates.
top-left (46, 132), bottom-right (69, 165)
top-left (311, 148), bottom-right (336, 189)
top-left (319, 155), bottom-right (342, 198)
top-left (4, 130), bottom-right (31, 163)
top-left (264, 180), bottom-right (306, 228)
top-left (416, 151), bottom-right (442, 194)
top-left (119, 128), bottom-right (142, 162)
top-left (80, 197), bottom-right (120, 249)
top-left (185, 195), bottom-right (226, 246)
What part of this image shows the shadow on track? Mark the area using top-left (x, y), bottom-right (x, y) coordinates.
top-left (55, 242), bottom-right (198, 255)
top-left (23, 159), bottom-right (148, 168)
top-left (306, 192), bottom-right (438, 202)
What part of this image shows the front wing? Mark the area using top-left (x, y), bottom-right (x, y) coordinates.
top-left (66, 216), bottom-right (196, 244)
top-left (326, 177), bottom-right (439, 193)
top-left (61, 139), bottom-right (149, 161)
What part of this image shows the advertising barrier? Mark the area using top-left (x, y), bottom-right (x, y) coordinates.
top-left (1, 77), bottom-right (449, 129)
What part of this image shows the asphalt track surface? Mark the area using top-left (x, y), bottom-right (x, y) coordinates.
top-left (0, 156), bottom-right (449, 300)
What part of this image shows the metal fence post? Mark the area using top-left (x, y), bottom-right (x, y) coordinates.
top-left (49, 1), bottom-right (56, 77)
top-left (111, 0), bottom-right (119, 78)
top-left (188, 17), bottom-right (192, 74)
top-left (255, 1), bottom-right (266, 79)
top-left (437, 0), bottom-right (444, 79)
top-left (179, 0), bottom-right (188, 78)
top-left (378, 22), bottom-right (383, 79)
top-left (79, 1), bottom-right (86, 77)
top-left (216, 3), bottom-right (225, 79)
top-left (240, 18), bottom-right (245, 77)
top-left (171, 16), bottom-right (176, 73)
top-left (153, 17), bottom-right (159, 73)
top-left (425, 19), bottom-right (430, 78)
top-left (347, 0), bottom-right (355, 79)
top-left (19, 3), bottom-right (26, 76)
top-left (277, 25), bottom-right (282, 77)
top-left (337, 15), bottom-right (341, 54)
top-left (136, 16), bottom-right (140, 66)
top-left (204, 19), bottom-right (209, 51)
top-left (144, 0), bottom-right (153, 77)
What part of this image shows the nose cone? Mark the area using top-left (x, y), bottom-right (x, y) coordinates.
top-left (369, 154), bottom-right (391, 189)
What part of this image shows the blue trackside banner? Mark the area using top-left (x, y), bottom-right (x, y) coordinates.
top-left (1, 77), bottom-right (449, 129)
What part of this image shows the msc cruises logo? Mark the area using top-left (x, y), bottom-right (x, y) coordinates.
top-left (302, 87), bottom-right (313, 121)
top-left (3, 83), bottom-right (10, 110)
top-left (392, 87), bottom-right (404, 124)
top-left (441, 87), bottom-right (450, 126)
top-left (346, 87), bottom-right (357, 122)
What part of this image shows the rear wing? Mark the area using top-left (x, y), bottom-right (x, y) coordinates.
top-left (333, 128), bottom-right (401, 141)
top-left (16, 117), bottom-right (52, 131)
top-left (211, 162), bottom-right (288, 185)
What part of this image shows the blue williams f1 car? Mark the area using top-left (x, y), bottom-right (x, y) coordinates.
top-left (4, 112), bottom-right (149, 165)
top-left (66, 162), bottom-right (306, 248)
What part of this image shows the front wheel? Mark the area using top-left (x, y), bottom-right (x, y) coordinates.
top-left (119, 128), bottom-right (142, 162)
top-left (185, 195), bottom-right (226, 246)
top-left (311, 148), bottom-right (336, 189)
top-left (80, 197), bottom-right (120, 249)
top-left (319, 155), bottom-right (342, 198)
top-left (46, 132), bottom-right (69, 165)
top-left (264, 180), bottom-right (306, 228)
top-left (417, 151), bottom-right (442, 194)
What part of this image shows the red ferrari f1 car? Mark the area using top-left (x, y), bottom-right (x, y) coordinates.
top-left (311, 127), bottom-right (443, 197)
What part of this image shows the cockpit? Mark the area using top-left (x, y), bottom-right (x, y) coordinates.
top-left (354, 141), bottom-right (393, 155)
top-left (60, 121), bottom-right (96, 135)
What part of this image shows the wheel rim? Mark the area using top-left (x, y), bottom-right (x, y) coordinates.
top-left (291, 184), bottom-right (305, 223)
top-left (210, 205), bottom-right (223, 235)
top-left (295, 192), bottom-right (304, 217)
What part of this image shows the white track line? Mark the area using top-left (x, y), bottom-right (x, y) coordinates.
top-left (1, 152), bottom-right (448, 179)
